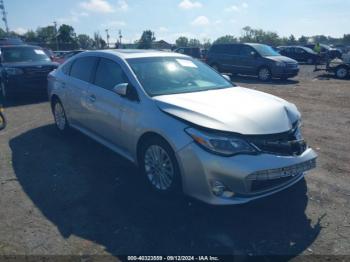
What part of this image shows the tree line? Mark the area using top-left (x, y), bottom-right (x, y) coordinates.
top-left (1, 24), bottom-right (350, 51)
top-left (176, 26), bottom-right (350, 49)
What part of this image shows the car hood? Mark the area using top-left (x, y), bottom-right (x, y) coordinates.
top-left (1, 61), bottom-right (59, 68)
top-left (266, 55), bottom-right (297, 63)
top-left (154, 87), bottom-right (301, 135)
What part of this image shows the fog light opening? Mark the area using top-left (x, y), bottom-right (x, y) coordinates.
top-left (211, 181), bottom-right (235, 198)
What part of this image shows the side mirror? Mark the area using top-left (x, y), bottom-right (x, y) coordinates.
top-left (113, 83), bottom-right (128, 96)
top-left (222, 74), bottom-right (231, 81)
top-left (251, 51), bottom-right (258, 57)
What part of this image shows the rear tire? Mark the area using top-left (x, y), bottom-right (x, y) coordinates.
top-left (52, 99), bottom-right (70, 134)
top-left (335, 66), bottom-right (349, 79)
top-left (258, 67), bottom-right (272, 81)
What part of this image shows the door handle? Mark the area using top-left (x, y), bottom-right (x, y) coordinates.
top-left (88, 94), bottom-right (96, 103)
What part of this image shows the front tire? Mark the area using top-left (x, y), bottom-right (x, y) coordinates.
top-left (258, 67), bottom-right (272, 81)
top-left (335, 66), bottom-right (349, 79)
top-left (52, 99), bottom-right (70, 133)
top-left (140, 137), bottom-right (181, 194)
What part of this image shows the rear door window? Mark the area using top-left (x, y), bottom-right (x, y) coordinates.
top-left (70, 56), bottom-right (97, 83)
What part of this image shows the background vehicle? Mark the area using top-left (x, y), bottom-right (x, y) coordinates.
top-left (277, 46), bottom-right (320, 64)
top-left (174, 47), bottom-right (201, 59)
top-left (207, 43), bottom-right (299, 81)
top-left (324, 58), bottom-right (350, 79)
top-left (0, 37), bottom-right (25, 46)
top-left (304, 43), bottom-right (342, 60)
top-left (0, 45), bottom-right (58, 99)
top-left (0, 107), bottom-right (5, 130)
top-left (0, 83), bottom-right (5, 130)
top-left (55, 50), bottom-right (85, 64)
top-left (48, 50), bottom-right (316, 205)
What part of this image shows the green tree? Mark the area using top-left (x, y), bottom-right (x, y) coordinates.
top-left (298, 35), bottom-right (309, 45)
top-left (202, 38), bottom-right (212, 49)
top-left (138, 30), bottom-right (155, 49)
top-left (188, 38), bottom-right (201, 47)
top-left (176, 36), bottom-right (189, 47)
top-left (36, 26), bottom-right (56, 44)
top-left (342, 34), bottom-right (350, 45)
top-left (288, 34), bottom-right (297, 45)
top-left (93, 32), bottom-right (107, 49)
top-left (240, 26), bottom-right (281, 46)
top-left (213, 35), bottom-right (238, 44)
top-left (22, 30), bottom-right (38, 43)
top-left (77, 34), bottom-right (93, 49)
top-left (58, 25), bottom-right (77, 44)
top-left (0, 28), bottom-right (7, 38)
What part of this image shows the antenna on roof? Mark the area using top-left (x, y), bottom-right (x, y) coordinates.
top-left (0, 0), bottom-right (9, 34)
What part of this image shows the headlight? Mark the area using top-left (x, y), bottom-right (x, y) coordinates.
top-left (276, 62), bottom-right (286, 67)
top-left (185, 127), bottom-right (257, 156)
top-left (4, 67), bottom-right (24, 75)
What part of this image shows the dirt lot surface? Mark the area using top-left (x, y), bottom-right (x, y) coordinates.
top-left (0, 65), bottom-right (349, 260)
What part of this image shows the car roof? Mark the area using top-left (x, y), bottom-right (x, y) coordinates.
top-left (89, 49), bottom-right (188, 59)
top-left (0, 44), bottom-right (42, 49)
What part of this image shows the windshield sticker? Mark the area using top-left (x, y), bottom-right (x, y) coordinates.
top-left (176, 59), bottom-right (198, 68)
top-left (34, 49), bottom-right (45, 55)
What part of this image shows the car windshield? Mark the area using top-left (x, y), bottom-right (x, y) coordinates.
top-left (127, 57), bottom-right (234, 97)
top-left (252, 44), bottom-right (280, 57)
top-left (1, 47), bottom-right (50, 63)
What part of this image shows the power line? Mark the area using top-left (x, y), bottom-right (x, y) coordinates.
top-left (0, 0), bottom-right (10, 34)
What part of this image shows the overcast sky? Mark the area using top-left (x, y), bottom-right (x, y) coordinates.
top-left (4, 0), bottom-right (350, 43)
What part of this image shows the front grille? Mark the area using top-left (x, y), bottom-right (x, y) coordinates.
top-left (251, 175), bottom-right (299, 192)
top-left (247, 125), bottom-right (307, 156)
top-left (247, 159), bottom-right (316, 192)
top-left (24, 66), bottom-right (55, 77)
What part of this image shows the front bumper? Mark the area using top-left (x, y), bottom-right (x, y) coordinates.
top-left (177, 142), bottom-right (317, 205)
top-left (3, 76), bottom-right (48, 97)
top-left (272, 67), bottom-right (299, 78)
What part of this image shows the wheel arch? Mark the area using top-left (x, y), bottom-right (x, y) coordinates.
top-left (136, 131), bottom-right (184, 192)
top-left (136, 131), bottom-right (173, 165)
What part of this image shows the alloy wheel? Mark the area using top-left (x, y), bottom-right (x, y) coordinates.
top-left (144, 145), bottom-right (175, 191)
top-left (54, 102), bottom-right (66, 131)
top-left (258, 68), bottom-right (271, 81)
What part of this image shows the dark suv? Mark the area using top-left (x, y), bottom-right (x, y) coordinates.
top-left (0, 45), bottom-right (58, 99)
top-left (277, 46), bottom-right (320, 64)
top-left (207, 43), bottom-right (299, 81)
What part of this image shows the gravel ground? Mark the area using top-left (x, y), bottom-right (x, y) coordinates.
top-left (0, 65), bottom-right (349, 260)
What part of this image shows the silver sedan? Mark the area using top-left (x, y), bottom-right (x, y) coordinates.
top-left (48, 50), bottom-right (317, 205)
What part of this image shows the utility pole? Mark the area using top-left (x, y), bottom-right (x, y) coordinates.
top-left (0, 0), bottom-right (10, 34)
top-left (105, 29), bottom-right (110, 49)
top-left (118, 30), bottom-right (123, 46)
top-left (53, 21), bottom-right (59, 51)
